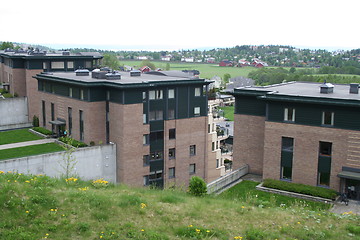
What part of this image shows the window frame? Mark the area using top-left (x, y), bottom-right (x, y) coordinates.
top-left (194, 87), bottom-right (201, 97)
top-left (169, 128), bottom-right (176, 140)
top-left (322, 111), bottom-right (334, 126)
top-left (284, 107), bottom-right (295, 122)
top-left (168, 167), bottom-right (175, 178)
top-left (190, 145), bottom-right (196, 156)
top-left (189, 163), bottom-right (196, 174)
top-left (169, 148), bottom-right (176, 159)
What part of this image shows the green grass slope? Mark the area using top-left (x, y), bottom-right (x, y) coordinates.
top-left (0, 173), bottom-right (359, 240)
top-left (0, 129), bottom-right (42, 145)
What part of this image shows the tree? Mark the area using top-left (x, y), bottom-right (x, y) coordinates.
top-left (222, 73), bottom-right (231, 87)
top-left (165, 63), bottom-right (170, 71)
top-left (102, 53), bottom-right (120, 70)
top-left (289, 67), bottom-right (296, 73)
top-left (141, 60), bottom-right (156, 70)
top-left (58, 137), bottom-right (78, 179)
top-left (188, 176), bottom-right (207, 196)
top-left (0, 41), bottom-right (14, 50)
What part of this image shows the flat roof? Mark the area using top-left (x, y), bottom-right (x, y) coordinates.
top-left (235, 82), bottom-right (360, 101)
top-left (0, 50), bottom-right (102, 58)
top-left (37, 71), bottom-right (206, 85)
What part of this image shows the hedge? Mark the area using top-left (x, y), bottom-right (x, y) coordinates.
top-left (262, 179), bottom-right (337, 200)
top-left (59, 137), bottom-right (87, 148)
top-left (32, 127), bottom-right (52, 136)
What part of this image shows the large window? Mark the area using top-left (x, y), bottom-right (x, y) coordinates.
top-left (67, 61), bottom-right (74, 69)
top-left (149, 90), bottom-right (163, 100)
top-left (51, 103), bottom-right (55, 133)
top-left (149, 110), bottom-right (163, 121)
top-left (322, 111), bottom-right (334, 126)
top-left (195, 87), bottom-right (201, 97)
top-left (51, 61), bottom-right (64, 69)
top-left (168, 89), bottom-right (175, 99)
top-left (190, 145), bottom-right (196, 156)
top-left (318, 141), bottom-right (332, 186)
top-left (79, 110), bottom-right (84, 141)
top-left (143, 155), bottom-right (150, 166)
top-left (168, 109), bottom-right (175, 119)
top-left (68, 107), bottom-right (72, 136)
top-left (69, 87), bottom-right (73, 98)
top-left (150, 131), bottom-right (164, 142)
top-left (284, 108), bottom-right (295, 122)
top-left (281, 137), bottom-right (294, 180)
top-left (150, 151), bottom-right (163, 161)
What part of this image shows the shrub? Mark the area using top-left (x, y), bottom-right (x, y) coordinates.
top-left (59, 136), bottom-right (87, 148)
top-left (32, 115), bottom-right (39, 127)
top-left (188, 176), bottom-right (207, 197)
top-left (262, 179), bottom-right (337, 200)
top-left (32, 127), bottom-right (52, 136)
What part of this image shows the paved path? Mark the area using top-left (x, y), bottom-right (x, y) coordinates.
top-left (330, 200), bottom-right (360, 215)
top-left (0, 139), bottom-right (56, 150)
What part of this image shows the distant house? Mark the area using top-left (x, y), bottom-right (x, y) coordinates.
top-left (238, 59), bottom-right (250, 67)
top-left (219, 60), bottom-right (233, 67)
top-left (137, 56), bottom-right (148, 60)
top-left (161, 55), bottom-right (172, 61)
top-left (251, 58), bottom-right (268, 68)
top-left (139, 66), bottom-right (151, 73)
top-left (206, 57), bottom-right (216, 63)
top-left (181, 57), bottom-right (194, 62)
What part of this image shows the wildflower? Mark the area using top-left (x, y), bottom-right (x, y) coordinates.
top-left (241, 206), bottom-right (245, 209)
top-left (78, 187), bottom-right (89, 191)
top-left (195, 229), bottom-right (201, 233)
top-left (297, 222), bottom-right (301, 224)
top-left (140, 203), bottom-right (147, 209)
top-left (0, 171), bottom-right (4, 174)
top-left (206, 230), bottom-right (210, 233)
top-left (188, 225), bottom-right (193, 227)
top-left (25, 210), bottom-right (29, 214)
top-left (234, 236), bottom-right (243, 239)
top-left (100, 236), bottom-right (103, 239)
top-left (7, 171), bottom-right (12, 173)
top-left (25, 180), bottom-right (30, 183)
top-left (141, 229), bottom-right (145, 232)
top-left (65, 177), bottom-right (78, 183)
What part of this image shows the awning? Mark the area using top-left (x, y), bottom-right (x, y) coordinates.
top-left (338, 171), bottom-right (360, 181)
top-left (49, 120), bottom-right (66, 125)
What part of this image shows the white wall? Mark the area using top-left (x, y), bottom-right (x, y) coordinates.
top-left (0, 144), bottom-right (117, 183)
top-left (0, 97), bottom-right (30, 129)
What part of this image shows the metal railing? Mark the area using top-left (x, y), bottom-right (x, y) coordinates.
top-left (207, 164), bottom-right (249, 194)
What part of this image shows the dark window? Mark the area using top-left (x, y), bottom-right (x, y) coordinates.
top-left (189, 164), bottom-right (196, 174)
top-left (169, 148), bottom-right (176, 159)
top-left (190, 145), bottom-right (196, 156)
top-left (150, 151), bottom-right (163, 160)
top-left (169, 128), bottom-right (176, 139)
top-left (322, 111), bottom-right (334, 125)
top-left (318, 172), bottom-right (330, 186)
top-left (150, 131), bottom-right (164, 142)
top-left (68, 107), bottom-right (72, 135)
top-left (212, 142), bottom-right (215, 151)
top-left (149, 170), bottom-right (163, 180)
top-left (42, 100), bottom-right (46, 127)
top-left (169, 167), bottom-right (175, 178)
top-left (281, 137), bottom-right (294, 152)
top-left (281, 166), bottom-right (292, 180)
top-left (51, 103), bottom-right (55, 133)
top-left (319, 142), bottom-right (332, 156)
top-left (149, 110), bottom-right (163, 121)
top-left (143, 155), bottom-right (150, 166)
top-left (79, 110), bottom-right (84, 141)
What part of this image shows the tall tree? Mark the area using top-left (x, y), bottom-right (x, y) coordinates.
top-left (103, 54), bottom-right (120, 70)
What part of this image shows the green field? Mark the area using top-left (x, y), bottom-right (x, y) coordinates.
top-left (219, 106), bottom-right (235, 121)
top-left (119, 60), bottom-right (254, 79)
top-left (1, 174), bottom-right (358, 240)
top-left (0, 129), bottom-right (42, 145)
top-left (0, 143), bottom-right (64, 160)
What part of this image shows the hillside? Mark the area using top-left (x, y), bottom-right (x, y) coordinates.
top-left (0, 172), bottom-right (359, 240)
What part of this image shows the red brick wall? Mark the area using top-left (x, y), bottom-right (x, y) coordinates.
top-left (26, 69), bottom-right (43, 122)
top-left (233, 114), bottom-right (265, 174)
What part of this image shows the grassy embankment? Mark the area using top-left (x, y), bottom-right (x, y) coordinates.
top-left (0, 172), bottom-right (359, 240)
top-left (0, 129), bottom-right (42, 145)
top-left (219, 106), bottom-right (235, 121)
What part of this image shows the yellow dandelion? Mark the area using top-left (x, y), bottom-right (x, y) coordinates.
top-left (0, 171), bottom-right (4, 174)
top-left (141, 229), bottom-right (145, 232)
top-left (206, 230), bottom-right (210, 233)
top-left (195, 228), bottom-right (200, 233)
top-left (25, 180), bottom-right (30, 183)
top-left (297, 222), bottom-right (301, 224)
top-left (188, 225), bottom-right (193, 227)
top-left (25, 210), bottom-right (29, 214)
top-left (100, 236), bottom-right (103, 239)
top-left (140, 203), bottom-right (147, 208)
top-left (241, 206), bottom-right (245, 209)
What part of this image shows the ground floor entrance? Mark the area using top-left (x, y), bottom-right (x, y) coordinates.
top-left (345, 179), bottom-right (360, 200)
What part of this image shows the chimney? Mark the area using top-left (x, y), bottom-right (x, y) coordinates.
top-left (320, 82), bottom-right (334, 94)
top-left (350, 83), bottom-right (359, 94)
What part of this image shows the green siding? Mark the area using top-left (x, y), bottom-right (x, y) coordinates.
top-left (89, 87), bottom-right (106, 102)
top-left (12, 59), bottom-right (25, 68)
top-left (54, 84), bottom-right (69, 96)
top-left (27, 60), bottom-right (43, 69)
top-left (150, 121), bottom-right (164, 132)
top-left (124, 90), bottom-right (142, 104)
top-left (109, 89), bottom-right (123, 104)
top-left (177, 86), bottom-right (189, 118)
top-left (235, 95), bottom-right (266, 116)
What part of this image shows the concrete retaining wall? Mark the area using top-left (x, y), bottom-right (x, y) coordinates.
top-left (0, 97), bottom-right (30, 129)
top-left (0, 144), bottom-right (117, 183)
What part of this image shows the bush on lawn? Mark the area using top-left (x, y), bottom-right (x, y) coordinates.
top-left (262, 179), bottom-right (337, 200)
top-left (59, 136), bottom-right (87, 148)
top-left (32, 127), bottom-right (52, 136)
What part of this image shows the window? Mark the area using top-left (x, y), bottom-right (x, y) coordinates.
top-left (79, 110), bottom-right (84, 141)
top-left (190, 145), bottom-right (196, 156)
top-left (195, 87), bottom-right (201, 96)
top-left (168, 89), bottom-right (175, 99)
top-left (143, 155), bottom-right (150, 166)
top-left (168, 109), bottom-right (175, 119)
top-left (80, 89), bottom-right (84, 100)
top-left (149, 90), bottom-right (163, 100)
top-left (42, 100), bottom-right (46, 127)
top-left (318, 172), bottom-right (330, 186)
top-left (69, 87), bottom-right (73, 98)
top-left (169, 128), bottom-right (176, 139)
top-left (51, 103), bottom-right (55, 122)
top-left (189, 164), bottom-right (196, 174)
top-left (216, 159), bottom-right (220, 168)
top-left (281, 137), bottom-right (294, 180)
top-left (51, 85), bottom-right (55, 94)
top-left (68, 107), bottom-right (72, 135)
top-left (212, 142), bottom-right (215, 151)
top-left (67, 61), bottom-right (74, 69)
top-left (284, 107), bottom-right (295, 122)
top-left (143, 175), bottom-right (149, 186)
top-left (169, 148), bottom-right (176, 159)
top-left (149, 170), bottom-right (163, 181)
top-left (143, 113), bottom-right (147, 124)
top-left (322, 111), bottom-right (334, 126)
top-left (149, 110), bottom-right (163, 121)
top-left (85, 61), bottom-right (92, 68)
top-left (319, 141), bottom-right (332, 156)
top-left (150, 131), bottom-right (164, 142)
top-left (194, 107), bottom-right (200, 116)
top-left (51, 61), bottom-right (64, 69)
top-left (169, 167), bottom-right (175, 178)
top-left (150, 151), bottom-right (163, 160)
top-left (143, 134), bottom-right (149, 145)
top-left (142, 91), bottom-right (146, 100)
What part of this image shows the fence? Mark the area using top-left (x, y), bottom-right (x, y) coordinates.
top-left (207, 164), bottom-right (248, 194)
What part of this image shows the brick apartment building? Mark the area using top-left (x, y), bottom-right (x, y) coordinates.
top-left (232, 81), bottom-right (360, 200)
top-left (33, 69), bottom-right (213, 187)
top-left (0, 49), bottom-right (102, 121)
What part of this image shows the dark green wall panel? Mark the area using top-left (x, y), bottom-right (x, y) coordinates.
top-left (235, 96), bottom-right (266, 116)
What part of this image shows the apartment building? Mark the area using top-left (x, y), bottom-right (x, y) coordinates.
top-left (232, 82), bottom-right (360, 200)
top-left (34, 69), bottom-right (211, 187)
top-left (0, 49), bottom-right (102, 121)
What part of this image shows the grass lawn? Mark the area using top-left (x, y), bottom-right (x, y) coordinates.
top-left (219, 105), bottom-right (235, 121)
top-left (0, 143), bottom-right (64, 160)
top-left (219, 180), bottom-right (330, 211)
top-left (0, 174), bottom-right (358, 240)
top-left (119, 60), bottom-right (255, 79)
top-left (0, 128), bottom-right (42, 145)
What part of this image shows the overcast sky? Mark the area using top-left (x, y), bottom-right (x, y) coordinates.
top-left (1, 0), bottom-right (359, 51)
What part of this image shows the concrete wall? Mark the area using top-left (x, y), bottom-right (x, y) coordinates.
top-left (0, 97), bottom-right (30, 128)
top-left (0, 144), bottom-right (117, 183)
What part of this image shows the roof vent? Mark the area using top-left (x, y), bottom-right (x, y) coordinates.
top-left (105, 71), bottom-right (121, 80)
top-left (350, 83), bottom-right (359, 94)
top-left (75, 69), bottom-right (90, 76)
top-left (130, 69), bottom-right (141, 77)
top-left (320, 82), bottom-right (334, 94)
top-left (62, 51), bottom-right (70, 56)
top-left (100, 67), bottom-right (112, 72)
top-left (92, 69), bottom-right (107, 79)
